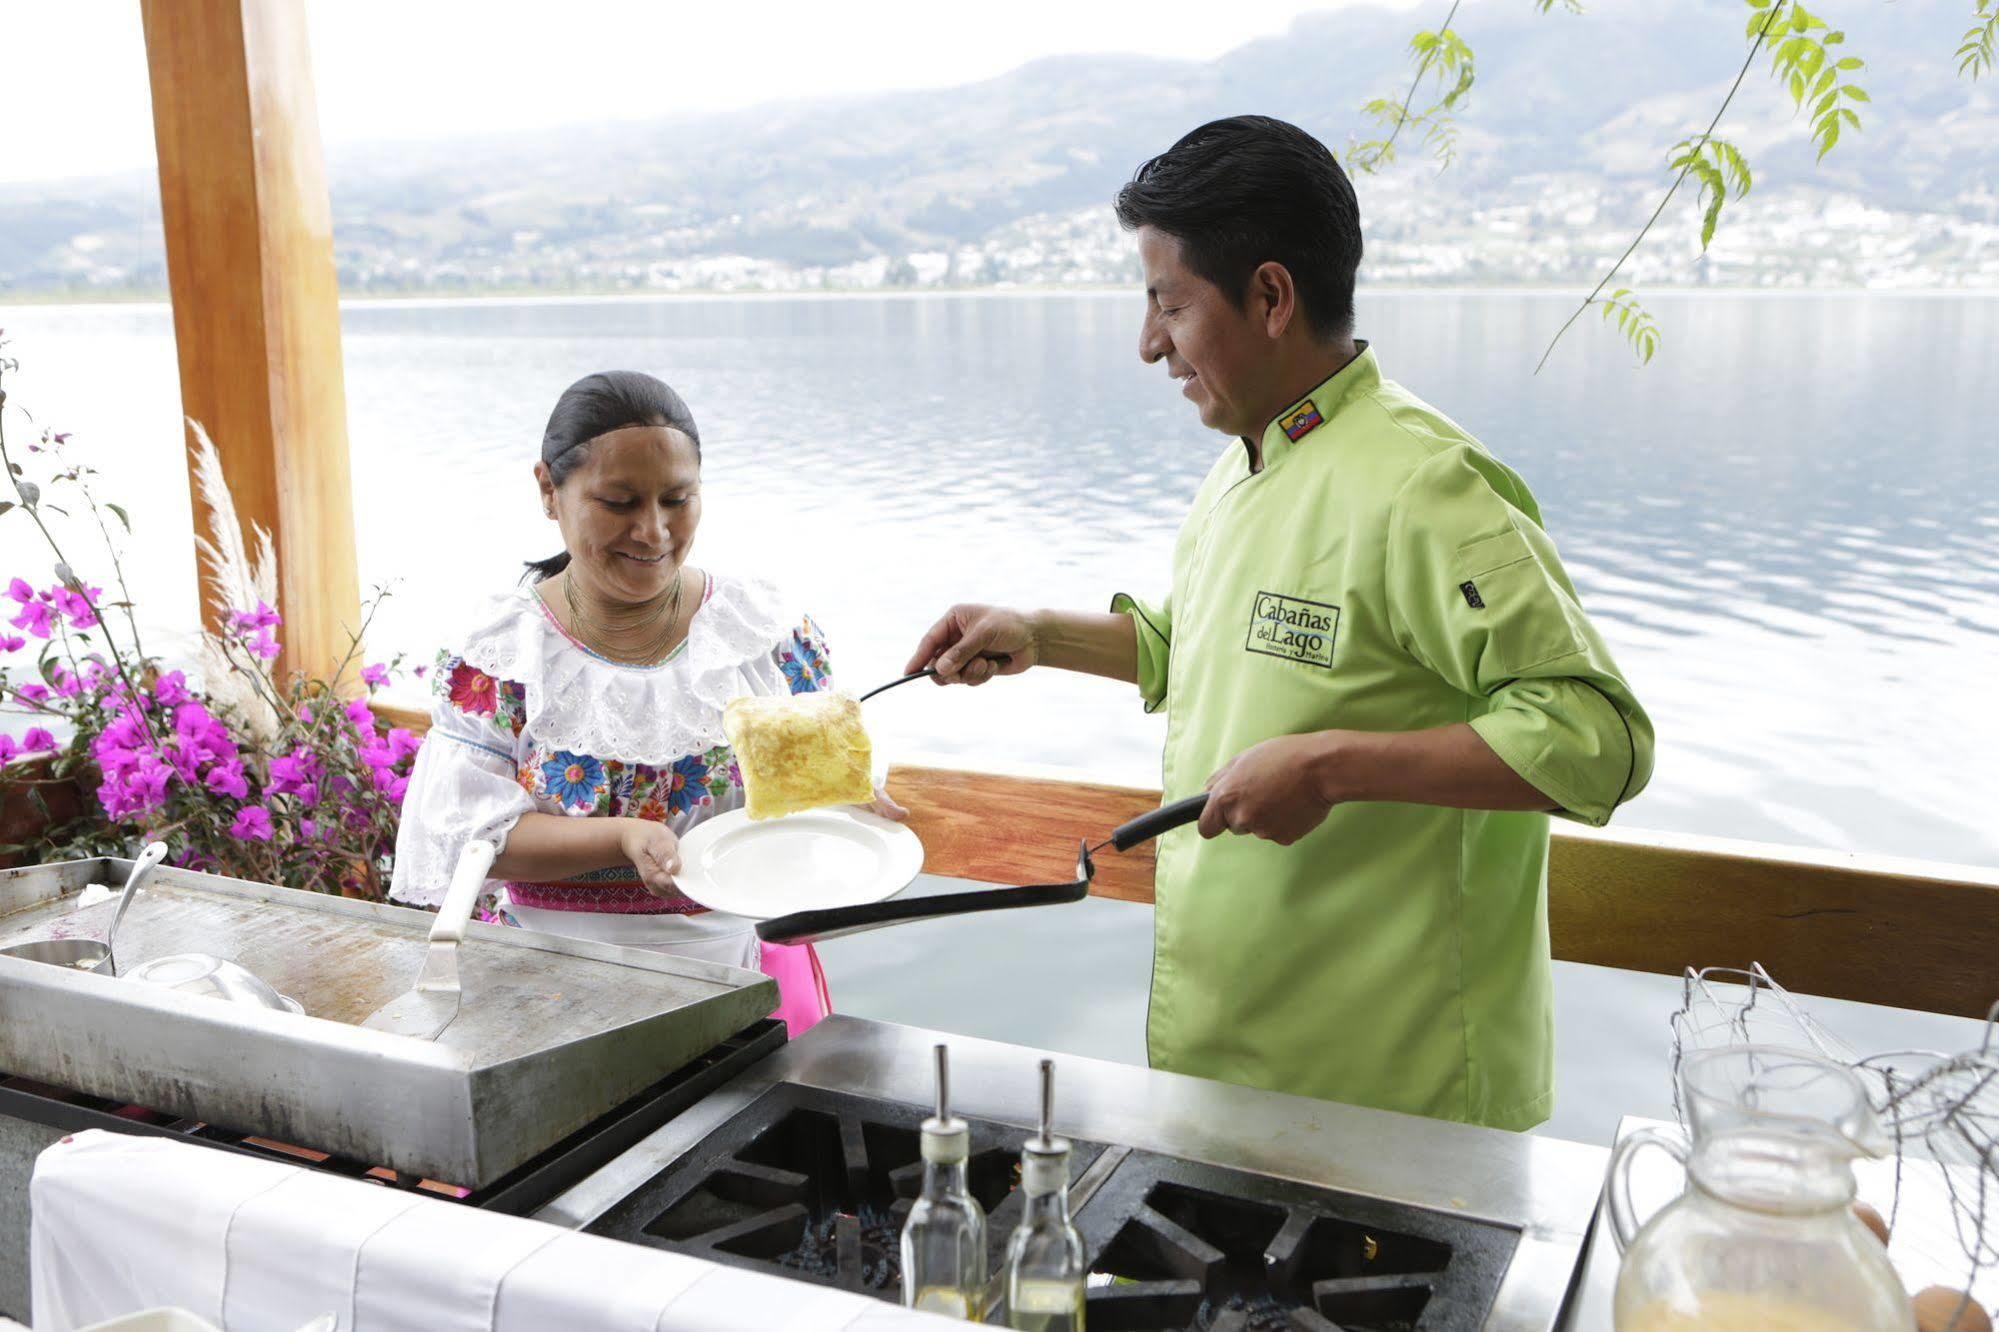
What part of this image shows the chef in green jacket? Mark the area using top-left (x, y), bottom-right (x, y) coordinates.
top-left (906, 116), bottom-right (1654, 1130)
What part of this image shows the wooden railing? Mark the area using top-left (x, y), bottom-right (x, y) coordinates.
top-left (375, 695), bottom-right (1999, 1021)
top-left (885, 763), bottom-right (1999, 1021)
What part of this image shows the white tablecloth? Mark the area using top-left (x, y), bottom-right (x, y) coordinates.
top-left (30, 1131), bottom-right (965, 1332)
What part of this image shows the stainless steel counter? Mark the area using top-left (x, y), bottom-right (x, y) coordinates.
top-left (0, 856), bottom-right (775, 1185)
top-left (538, 1014), bottom-right (1612, 1330)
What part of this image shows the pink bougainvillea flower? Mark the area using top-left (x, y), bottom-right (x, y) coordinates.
top-left (247, 628), bottom-right (280, 660)
top-left (229, 805), bottom-right (274, 842)
top-left (20, 728), bottom-right (55, 753)
top-left (225, 602), bottom-right (281, 633)
top-left (5, 579), bottom-right (33, 606)
top-left (8, 600), bottom-right (52, 639)
top-left (14, 683), bottom-right (48, 703)
top-left (386, 727), bottom-right (422, 762)
top-left (0, 635), bottom-right (24, 654)
top-left (267, 749), bottom-right (322, 797)
top-left (344, 697), bottom-right (374, 730)
top-left (204, 758), bottom-right (250, 801)
top-left (0, 735), bottom-right (17, 765)
top-left (153, 670), bottom-right (192, 707)
top-left (361, 662), bottom-right (389, 689)
top-left (49, 584), bottom-right (100, 630)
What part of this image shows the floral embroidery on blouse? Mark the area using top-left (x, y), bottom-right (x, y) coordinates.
top-left (779, 616), bottom-right (834, 695)
top-left (435, 651), bottom-right (527, 739)
top-left (516, 742), bottom-right (739, 819)
top-left (541, 751), bottom-right (606, 812)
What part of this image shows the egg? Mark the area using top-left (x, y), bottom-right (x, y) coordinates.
top-left (1913, 1286), bottom-right (1993, 1332)
top-left (1852, 1201), bottom-right (1890, 1246)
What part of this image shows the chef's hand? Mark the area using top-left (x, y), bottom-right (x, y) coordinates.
top-left (905, 604), bottom-right (1037, 687)
top-left (869, 784), bottom-right (909, 821)
top-left (1199, 734), bottom-right (1341, 846)
top-left (619, 819), bottom-right (684, 897)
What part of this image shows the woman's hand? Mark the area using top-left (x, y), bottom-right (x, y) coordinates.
top-left (617, 818), bottom-right (684, 897)
top-left (868, 783), bottom-right (909, 821)
top-left (905, 604), bottom-right (1039, 686)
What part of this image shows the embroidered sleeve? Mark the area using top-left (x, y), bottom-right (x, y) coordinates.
top-left (433, 650), bottom-right (528, 741)
top-left (775, 614), bottom-right (836, 696)
top-left (388, 663), bottom-right (536, 907)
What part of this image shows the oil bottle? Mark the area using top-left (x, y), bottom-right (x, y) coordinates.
top-left (900, 1043), bottom-right (988, 1318)
top-left (1003, 1059), bottom-right (1087, 1331)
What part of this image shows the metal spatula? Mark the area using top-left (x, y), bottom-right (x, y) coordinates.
top-left (360, 839), bottom-right (495, 1040)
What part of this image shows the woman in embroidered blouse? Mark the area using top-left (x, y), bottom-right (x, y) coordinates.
top-left (389, 370), bottom-right (902, 1034)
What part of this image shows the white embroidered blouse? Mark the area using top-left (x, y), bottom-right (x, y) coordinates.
top-left (388, 573), bottom-right (836, 914)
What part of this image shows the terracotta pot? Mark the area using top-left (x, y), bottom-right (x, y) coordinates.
top-left (0, 754), bottom-right (89, 870)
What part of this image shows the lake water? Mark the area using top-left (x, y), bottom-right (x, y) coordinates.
top-left (3, 291), bottom-right (1994, 1143)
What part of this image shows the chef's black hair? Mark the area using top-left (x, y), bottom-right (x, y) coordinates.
top-left (524, 371), bottom-right (702, 584)
top-left (1114, 116), bottom-right (1361, 340)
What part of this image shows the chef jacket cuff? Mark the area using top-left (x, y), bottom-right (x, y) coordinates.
top-left (1469, 680), bottom-right (1640, 828)
top-left (1109, 591), bottom-right (1170, 714)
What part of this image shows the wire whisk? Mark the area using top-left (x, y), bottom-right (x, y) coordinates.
top-left (1670, 963), bottom-right (1999, 1297)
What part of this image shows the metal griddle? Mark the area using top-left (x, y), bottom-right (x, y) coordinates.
top-left (0, 856), bottom-right (776, 1186)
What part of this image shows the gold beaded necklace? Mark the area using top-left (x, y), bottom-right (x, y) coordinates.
top-left (560, 565), bottom-right (687, 665)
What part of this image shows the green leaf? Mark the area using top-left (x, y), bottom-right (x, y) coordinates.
top-left (106, 502), bottom-right (130, 532)
top-left (1841, 84), bottom-right (1870, 101)
top-left (1836, 56), bottom-right (1862, 69)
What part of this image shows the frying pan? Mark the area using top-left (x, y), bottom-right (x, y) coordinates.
top-left (754, 792), bottom-right (1210, 945)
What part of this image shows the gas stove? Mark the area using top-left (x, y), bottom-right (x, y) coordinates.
top-left (542, 1017), bottom-right (1609, 1331)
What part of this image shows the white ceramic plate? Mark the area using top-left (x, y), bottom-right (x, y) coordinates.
top-left (674, 807), bottom-right (924, 920)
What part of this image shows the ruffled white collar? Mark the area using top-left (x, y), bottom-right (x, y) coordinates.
top-left (455, 572), bottom-right (797, 765)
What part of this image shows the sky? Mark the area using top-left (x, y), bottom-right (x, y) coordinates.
top-left (0, 0), bottom-right (1422, 185)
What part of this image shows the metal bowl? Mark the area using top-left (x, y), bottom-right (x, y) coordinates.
top-left (0, 937), bottom-right (114, 974)
top-left (120, 952), bottom-right (303, 1014)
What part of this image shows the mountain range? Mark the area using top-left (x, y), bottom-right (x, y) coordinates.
top-left (3, 0), bottom-right (1995, 296)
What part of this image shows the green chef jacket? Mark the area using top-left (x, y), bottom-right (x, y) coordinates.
top-left (1112, 344), bottom-right (1653, 1130)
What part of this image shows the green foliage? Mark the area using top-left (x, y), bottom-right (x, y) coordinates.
top-left (1348, 22), bottom-right (1476, 174)
top-left (1596, 290), bottom-right (1661, 365)
top-left (1960, 1), bottom-right (1998, 79)
top-left (1668, 136), bottom-right (1753, 251)
top-left (1747, 0), bottom-right (1867, 160)
top-left (1350, 0), bottom-right (1581, 175)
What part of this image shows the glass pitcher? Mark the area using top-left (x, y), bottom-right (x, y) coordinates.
top-left (1608, 1045), bottom-right (1914, 1332)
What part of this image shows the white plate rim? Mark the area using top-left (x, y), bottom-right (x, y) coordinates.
top-left (674, 806), bottom-right (924, 920)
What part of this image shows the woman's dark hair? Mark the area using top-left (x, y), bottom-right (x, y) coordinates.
top-left (1113, 115), bottom-right (1362, 340)
top-left (524, 370), bottom-right (702, 583)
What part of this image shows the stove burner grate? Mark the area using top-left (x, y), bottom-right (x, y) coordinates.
top-left (1078, 1156), bottom-right (1518, 1331)
top-left (585, 1083), bottom-right (1106, 1298)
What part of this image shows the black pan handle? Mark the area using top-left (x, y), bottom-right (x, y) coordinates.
top-left (757, 874), bottom-right (1089, 946)
top-left (1108, 793), bottom-right (1210, 852)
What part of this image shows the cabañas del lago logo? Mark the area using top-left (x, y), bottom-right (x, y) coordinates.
top-left (1245, 591), bottom-right (1339, 668)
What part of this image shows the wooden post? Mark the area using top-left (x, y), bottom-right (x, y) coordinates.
top-left (140, 0), bottom-right (361, 685)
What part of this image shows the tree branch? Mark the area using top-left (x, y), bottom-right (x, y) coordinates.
top-left (1534, 2), bottom-right (1786, 374)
